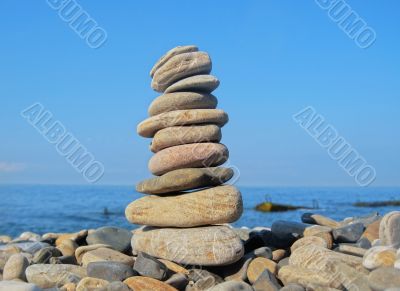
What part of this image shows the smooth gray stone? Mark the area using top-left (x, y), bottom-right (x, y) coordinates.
top-left (86, 226), bottom-right (132, 252)
top-left (88, 261), bottom-right (136, 282)
top-left (277, 257), bottom-right (290, 269)
top-left (98, 281), bottom-right (131, 291)
top-left (333, 222), bottom-right (365, 243)
top-left (26, 264), bottom-right (85, 288)
top-left (368, 267), bottom-right (400, 291)
top-left (253, 246), bottom-right (273, 259)
top-left (344, 212), bottom-right (380, 227)
top-left (32, 247), bottom-right (62, 264)
top-left (165, 74), bottom-right (220, 94)
top-left (165, 273), bottom-right (189, 290)
top-left (209, 281), bottom-right (254, 291)
top-left (252, 269), bottom-right (280, 291)
top-left (186, 276), bottom-right (220, 291)
top-left (49, 255), bottom-right (77, 265)
top-left (0, 281), bottom-right (41, 291)
top-left (188, 269), bottom-right (223, 283)
top-left (271, 221), bottom-right (308, 239)
top-left (133, 252), bottom-right (168, 280)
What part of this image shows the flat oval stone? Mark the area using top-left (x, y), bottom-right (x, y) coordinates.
top-left (332, 222), bottom-right (364, 243)
top-left (137, 109), bottom-right (228, 138)
top-left (136, 167), bottom-right (233, 194)
top-left (290, 236), bottom-right (328, 253)
top-left (368, 267), bottom-right (400, 291)
top-left (81, 247), bottom-right (135, 267)
top-left (150, 45), bottom-right (198, 78)
top-left (148, 92), bottom-right (218, 116)
top-left (165, 74), bottom-right (220, 93)
top-left (86, 226), bottom-right (132, 252)
top-left (363, 246), bottom-right (396, 270)
top-left (152, 51), bottom-right (212, 92)
top-left (76, 277), bottom-right (108, 291)
top-left (151, 124), bottom-right (222, 153)
top-left (124, 276), bottom-right (178, 291)
top-left (126, 185), bottom-right (242, 227)
top-left (75, 244), bottom-right (112, 264)
top-left (131, 225), bottom-right (244, 266)
top-left (26, 264), bottom-right (86, 288)
top-left (149, 143), bottom-right (229, 176)
top-left (247, 257), bottom-right (278, 283)
top-left (3, 253), bottom-right (29, 281)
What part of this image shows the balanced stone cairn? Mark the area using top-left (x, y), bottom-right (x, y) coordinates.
top-left (125, 45), bottom-right (245, 267)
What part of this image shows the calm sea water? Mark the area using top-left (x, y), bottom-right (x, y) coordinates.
top-left (0, 185), bottom-right (399, 237)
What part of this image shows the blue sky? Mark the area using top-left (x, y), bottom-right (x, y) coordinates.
top-left (0, 0), bottom-right (399, 186)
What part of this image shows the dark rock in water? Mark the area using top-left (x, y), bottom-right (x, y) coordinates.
top-left (165, 273), bottom-right (189, 290)
top-left (332, 222), bottom-right (365, 243)
top-left (88, 261), bottom-right (136, 282)
top-left (86, 226), bottom-right (132, 252)
top-left (98, 281), bottom-right (131, 291)
top-left (271, 221), bottom-right (308, 240)
top-left (49, 255), bottom-right (77, 265)
top-left (252, 269), bottom-right (281, 291)
top-left (33, 247), bottom-right (62, 264)
top-left (133, 252), bottom-right (169, 281)
top-left (368, 267), bottom-right (400, 291)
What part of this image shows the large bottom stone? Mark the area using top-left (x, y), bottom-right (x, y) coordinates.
top-left (126, 185), bottom-right (242, 227)
top-left (131, 226), bottom-right (244, 266)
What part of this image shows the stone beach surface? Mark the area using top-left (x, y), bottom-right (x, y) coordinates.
top-left (1, 46), bottom-right (399, 290)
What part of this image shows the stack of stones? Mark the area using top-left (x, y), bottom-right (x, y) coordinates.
top-left (125, 45), bottom-right (245, 267)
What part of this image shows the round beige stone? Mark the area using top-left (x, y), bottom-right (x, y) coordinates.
top-left (150, 124), bottom-right (222, 153)
top-left (136, 167), bottom-right (233, 194)
top-left (151, 51), bottom-right (212, 92)
top-left (363, 246), bottom-right (396, 270)
top-left (131, 225), bottom-right (244, 266)
top-left (137, 109), bottom-right (228, 138)
top-left (81, 247), bottom-right (134, 267)
top-left (148, 92), bottom-right (218, 116)
top-left (149, 143), bottom-right (229, 176)
top-left (290, 236), bottom-right (328, 253)
top-left (76, 277), bottom-right (108, 291)
top-left (3, 253), bottom-right (29, 281)
top-left (165, 74), bottom-right (220, 93)
top-left (150, 45), bottom-right (198, 78)
top-left (126, 185), bottom-right (242, 227)
top-left (75, 244), bottom-right (112, 264)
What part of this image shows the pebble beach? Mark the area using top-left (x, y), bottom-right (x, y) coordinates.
top-left (1, 45), bottom-right (399, 291)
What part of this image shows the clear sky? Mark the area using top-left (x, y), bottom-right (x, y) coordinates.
top-left (1, 1), bottom-right (399, 186)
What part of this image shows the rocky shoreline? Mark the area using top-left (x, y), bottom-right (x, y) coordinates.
top-left (0, 211), bottom-right (399, 290)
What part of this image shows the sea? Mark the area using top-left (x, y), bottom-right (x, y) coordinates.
top-left (0, 185), bottom-right (399, 238)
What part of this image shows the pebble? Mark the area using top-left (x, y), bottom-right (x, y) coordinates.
top-left (150, 124), bottom-right (222, 153)
top-left (362, 219), bottom-right (381, 242)
top-left (126, 185), bottom-right (242, 227)
top-left (332, 222), bottom-right (364, 243)
top-left (0, 235), bottom-right (12, 243)
top-left (165, 74), bottom-right (220, 93)
top-left (3, 253), bottom-right (29, 281)
top-left (280, 283), bottom-right (305, 291)
top-left (337, 244), bottom-right (367, 257)
top-left (272, 249), bottom-right (287, 262)
top-left (302, 225), bottom-right (332, 236)
top-left (17, 232), bottom-right (42, 242)
top-left (86, 226), bottom-right (132, 252)
top-left (124, 276), bottom-right (178, 291)
top-left (151, 51), bottom-right (212, 92)
top-left (0, 242), bottom-right (49, 254)
top-left (252, 269), bottom-right (281, 291)
top-left (368, 267), bottom-right (400, 291)
top-left (133, 252), bottom-right (169, 280)
top-left (98, 281), bottom-right (131, 291)
top-left (0, 281), bottom-right (41, 291)
top-left (165, 273), bottom-right (189, 290)
top-left (148, 92), bottom-right (218, 116)
top-left (81, 247), bottom-right (134, 267)
top-left (209, 281), bottom-right (254, 291)
top-left (131, 225), bottom-right (244, 266)
top-left (137, 109), bottom-right (228, 138)
top-left (76, 277), bottom-right (108, 291)
top-left (32, 246), bottom-right (62, 264)
top-left (158, 258), bottom-right (189, 275)
top-left (87, 261), bottom-right (136, 281)
top-left (301, 213), bottom-right (340, 228)
top-left (150, 45), bottom-right (198, 78)
top-left (271, 221), bottom-right (308, 239)
top-left (253, 246), bottom-right (273, 259)
top-left (224, 256), bottom-right (252, 281)
top-left (186, 276), bottom-right (219, 290)
top-left (379, 211), bottom-right (400, 248)
top-left (363, 246), bottom-right (396, 270)
top-left (75, 243), bottom-right (112, 264)
top-left (57, 239), bottom-right (78, 256)
top-left (55, 230), bottom-right (87, 246)
top-left (136, 167), bottom-right (232, 194)
top-left (290, 236), bottom-right (328, 253)
top-left (247, 257), bottom-right (278, 283)
top-left (148, 143), bottom-right (229, 175)
top-left (25, 264), bottom-right (86, 288)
